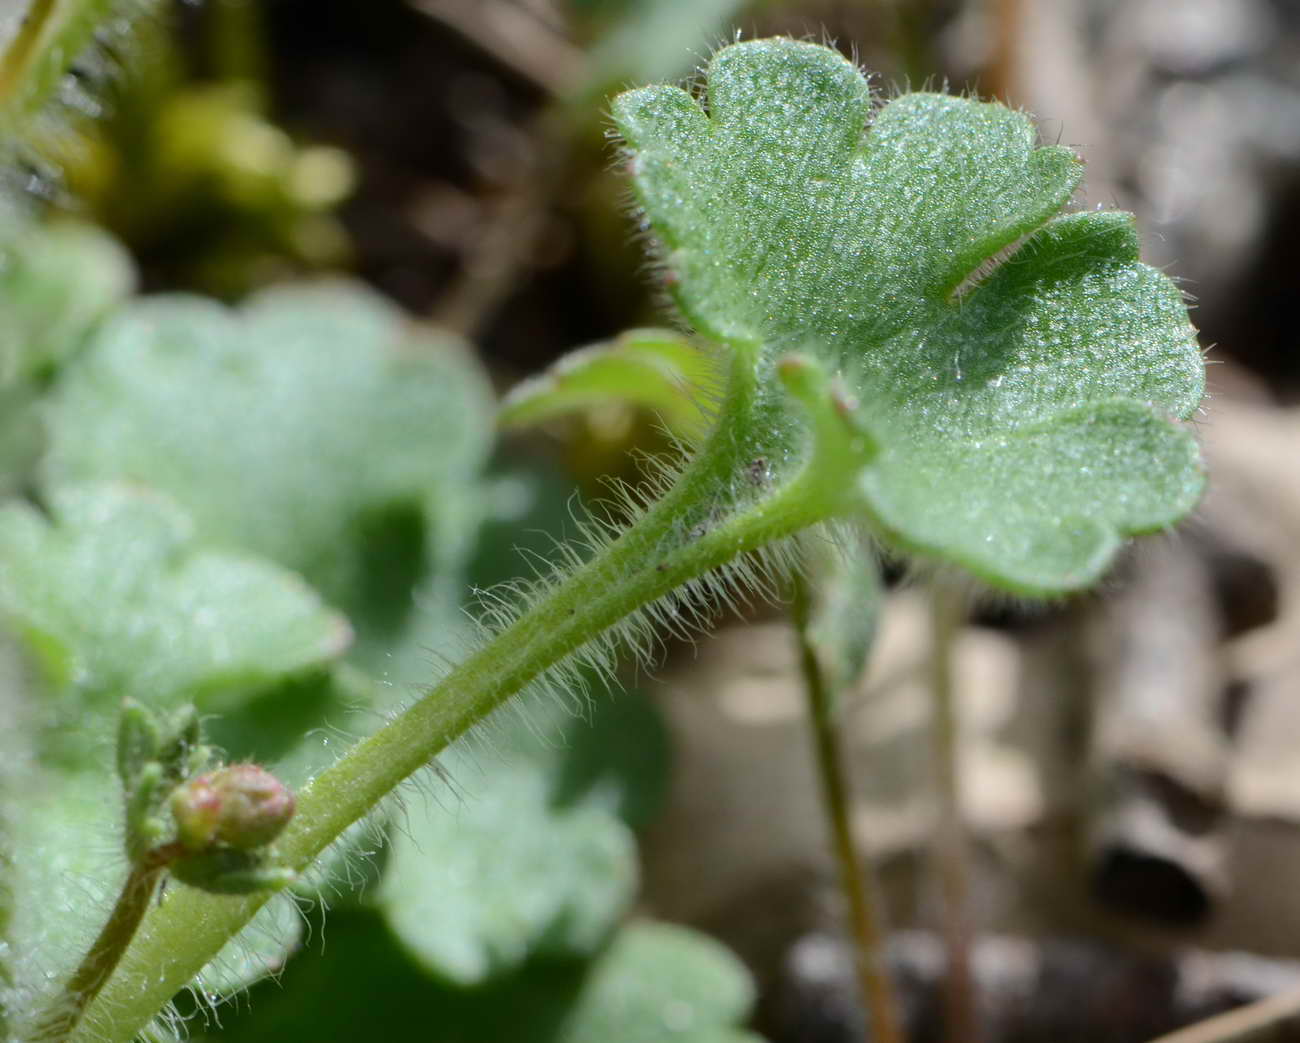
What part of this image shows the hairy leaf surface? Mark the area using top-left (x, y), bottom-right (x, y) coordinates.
top-left (613, 38), bottom-right (1205, 592)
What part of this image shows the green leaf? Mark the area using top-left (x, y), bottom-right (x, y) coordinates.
top-left (0, 221), bottom-right (135, 494)
top-left (578, 0), bottom-right (751, 100)
top-left (193, 910), bottom-right (762, 1043)
top-left (613, 38), bottom-right (1205, 593)
top-left (500, 328), bottom-right (714, 441)
top-left (0, 483), bottom-right (350, 736)
top-left (40, 281), bottom-right (495, 676)
top-left (373, 742), bottom-right (638, 986)
top-left (0, 482), bottom-right (350, 1027)
top-left (0, 221), bottom-right (135, 381)
top-left (553, 921), bottom-right (762, 1043)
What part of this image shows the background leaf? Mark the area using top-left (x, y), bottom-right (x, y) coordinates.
top-left (371, 687), bottom-right (660, 986)
top-left (0, 482), bottom-right (349, 1029)
top-left (0, 483), bottom-right (349, 740)
top-left (196, 911), bottom-right (762, 1043)
top-left (40, 281), bottom-right (495, 679)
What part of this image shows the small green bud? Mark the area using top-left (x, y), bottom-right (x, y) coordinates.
top-left (171, 763), bottom-right (295, 851)
top-left (116, 698), bottom-right (161, 787)
top-left (125, 761), bottom-right (168, 860)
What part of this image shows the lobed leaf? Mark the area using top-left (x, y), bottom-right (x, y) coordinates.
top-left (613, 38), bottom-right (1205, 592)
top-left (551, 921), bottom-right (762, 1043)
top-left (196, 910), bottom-right (762, 1043)
top-left (373, 742), bottom-right (639, 987)
top-left (0, 483), bottom-right (349, 736)
top-left (40, 281), bottom-right (495, 676)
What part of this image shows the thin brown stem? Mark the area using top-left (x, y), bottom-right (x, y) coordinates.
top-left (792, 575), bottom-right (905, 1043)
top-left (1145, 984), bottom-right (1300, 1043)
top-left (929, 580), bottom-right (977, 1043)
top-left (32, 860), bottom-right (165, 1041)
top-left (985, 0), bottom-right (1024, 103)
top-left (431, 106), bottom-right (568, 337)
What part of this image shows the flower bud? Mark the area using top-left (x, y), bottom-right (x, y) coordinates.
top-left (171, 763), bottom-right (295, 851)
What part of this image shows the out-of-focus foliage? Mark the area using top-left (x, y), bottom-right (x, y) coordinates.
top-left (0, 221), bottom-right (133, 494)
top-left (40, 282), bottom-right (492, 677)
top-left (0, 200), bottom-right (757, 1039)
top-left (0, 482), bottom-right (350, 1029)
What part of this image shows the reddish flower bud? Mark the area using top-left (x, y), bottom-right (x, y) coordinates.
top-left (171, 763), bottom-right (295, 852)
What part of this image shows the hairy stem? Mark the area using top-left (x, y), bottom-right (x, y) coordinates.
top-left (0, 0), bottom-right (125, 128)
top-left (32, 861), bottom-right (164, 1041)
top-left (73, 355), bottom-right (854, 1043)
top-left (791, 574), bottom-right (905, 1043)
top-left (930, 580), bottom-right (978, 1043)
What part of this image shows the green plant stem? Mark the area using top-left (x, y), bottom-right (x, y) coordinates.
top-left (791, 574), bottom-right (905, 1043)
top-left (929, 580), bottom-right (978, 1043)
top-left (0, 0), bottom-right (58, 101)
top-left (32, 861), bottom-right (164, 1041)
top-left (0, 0), bottom-right (121, 125)
top-left (73, 354), bottom-right (856, 1043)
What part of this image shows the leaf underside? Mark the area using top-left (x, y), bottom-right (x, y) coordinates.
top-left (614, 38), bottom-right (1205, 593)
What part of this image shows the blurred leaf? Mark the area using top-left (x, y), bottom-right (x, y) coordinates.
top-left (551, 921), bottom-right (762, 1043)
top-left (0, 483), bottom-right (349, 743)
top-left (0, 221), bottom-right (135, 382)
top-left (579, 0), bottom-right (752, 98)
top-left (0, 482), bottom-right (352, 1029)
top-left (194, 893), bottom-right (302, 998)
top-left (201, 910), bottom-right (761, 1043)
top-left (500, 328), bottom-right (714, 441)
top-left (0, 221), bottom-right (134, 494)
top-left (374, 742), bottom-right (638, 986)
top-left (40, 281), bottom-right (495, 679)
top-left (545, 685), bottom-right (670, 832)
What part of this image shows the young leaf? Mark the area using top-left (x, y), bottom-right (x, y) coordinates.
top-left (613, 38), bottom-right (1205, 594)
top-left (499, 328), bottom-right (714, 441)
top-left (40, 281), bottom-right (495, 676)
